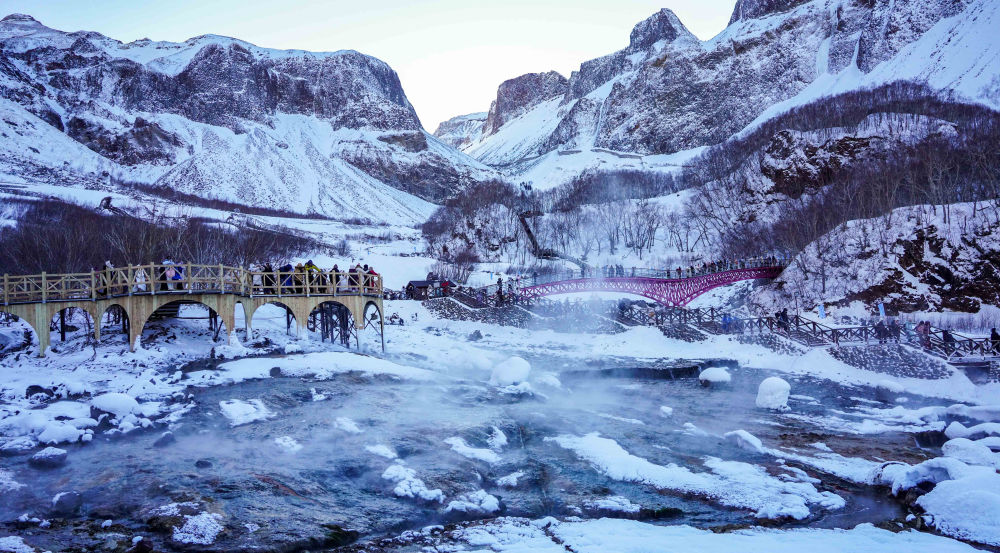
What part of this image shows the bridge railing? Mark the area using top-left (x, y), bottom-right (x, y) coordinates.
top-left (477, 257), bottom-right (791, 299)
top-left (1, 264), bottom-right (383, 306)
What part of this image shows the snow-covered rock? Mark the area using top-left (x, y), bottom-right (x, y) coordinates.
top-left (941, 438), bottom-right (998, 468)
top-left (756, 377), bottom-right (791, 410)
top-left (28, 447), bottom-right (67, 468)
top-left (381, 463), bottom-right (445, 502)
top-left (445, 489), bottom-right (500, 514)
top-left (490, 357), bottom-right (531, 386)
top-left (724, 430), bottom-right (766, 453)
top-left (218, 399), bottom-right (273, 426)
top-left (698, 366), bottom-right (731, 386)
top-left (90, 393), bottom-right (139, 418)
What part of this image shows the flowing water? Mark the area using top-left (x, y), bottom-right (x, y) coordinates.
top-left (0, 352), bottom-right (939, 552)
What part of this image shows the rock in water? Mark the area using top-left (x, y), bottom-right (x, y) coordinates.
top-left (467, 330), bottom-right (483, 341)
top-left (490, 357), bottom-right (531, 386)
top-left (724, 429), bottom-right (765, 453)
top-left (29, 447), bottom-right (68, 468)
top-left (756, 377), bottom-right (791, 410)
top-left (51, 491), bottom-right (83, 515)
top-left (698, 366), bottom-right (731, 387)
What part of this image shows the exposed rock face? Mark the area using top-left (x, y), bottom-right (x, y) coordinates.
top-left (0, 14), bottom-right (495, 219)
top-left (433, 112), bottom-right (486, 149)
top-left (482, 71), bottom-right (568, 136)
top-left (728, 0), bottom-right (811, 24)
top-left (449, 0), bottom-right (1000, 188)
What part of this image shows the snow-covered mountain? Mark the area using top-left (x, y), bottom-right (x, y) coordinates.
top-left (437, 0), bottom-right (1000, 190)
top-left (0, 14), bottom-right (498, 224)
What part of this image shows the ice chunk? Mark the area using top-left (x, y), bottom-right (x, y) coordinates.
top-left (756, 377), bottom-right (790, 410)
top-left (659, 406), bottom-right (674, 417)
top-left (488, 426), bottom-right (508, 450)
top-left (490, 357), bottom-right (531, 386)
top-left (497, 471), bottom-right (525, 488)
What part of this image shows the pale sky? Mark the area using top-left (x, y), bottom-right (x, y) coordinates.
top-left (3, 0), bottom-right (737, 129)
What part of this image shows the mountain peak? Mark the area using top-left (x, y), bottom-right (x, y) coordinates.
top-left (1, 13), bottom-right (40, 23)
top-left (629, 8), bottom-right (695, 51)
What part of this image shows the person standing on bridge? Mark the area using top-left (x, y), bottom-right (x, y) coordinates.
top-left (101, 261), bottom-right (114, 297)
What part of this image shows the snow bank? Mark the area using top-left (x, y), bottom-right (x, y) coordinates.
top-left (698, 366), bottom-right (731, 384)
top-left (449, 516), bottom-right (980, 553)
top-left (756, 377), bottom-right (791, 410)
top-left (546, 432), bottom-right (842, 520)
top-left (585, 495), bottom-right (641, 513)
top-left (490, 357), bottom-right (531, 386)
top-left (218, 399), bottom-right (273, 426)
top-left (203, 352), bottom-right (436, 386)
top-left (917, 473), bottom-right (1000, 546)
top-left (445, 436), bottom-right (501, 464)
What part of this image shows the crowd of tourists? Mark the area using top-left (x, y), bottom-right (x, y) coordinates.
top-left (255, 261), bottom-right (380, 295)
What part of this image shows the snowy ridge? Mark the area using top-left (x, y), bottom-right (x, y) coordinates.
top-left (0, 14), bottom-right (499, 222)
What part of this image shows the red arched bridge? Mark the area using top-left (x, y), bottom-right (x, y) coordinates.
top-left (482, 259), bottom-right (789, 307)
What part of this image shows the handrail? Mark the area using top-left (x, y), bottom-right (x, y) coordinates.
top-left (0, 263), bottom-right (384, 306)
top-left (477, 257), bottom-right (792, 298)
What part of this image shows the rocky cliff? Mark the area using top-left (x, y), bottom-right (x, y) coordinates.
top-left (0, 14), bottom-right (497, 222)
top-left (438, 0), bottom-right (1000, 190)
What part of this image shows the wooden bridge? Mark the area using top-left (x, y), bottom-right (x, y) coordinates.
top-left (1, 263), bottom-right (384, 356)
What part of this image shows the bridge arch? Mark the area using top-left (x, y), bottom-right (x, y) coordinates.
top-left (132, 298), bottom-right (233, 350)
top-left (248, 300), bottom-right (302, 337)
top-left (0, 307), bottom-right (39, 353)
top-left (517, 267), bottom-right (785, 307)
top-left (48, 305), bottom-right (98, 346)
top-left (307, 300), bottom-right (357, 346)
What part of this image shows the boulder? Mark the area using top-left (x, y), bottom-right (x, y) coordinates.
top-left (29, 446), bottom-right (68, 468)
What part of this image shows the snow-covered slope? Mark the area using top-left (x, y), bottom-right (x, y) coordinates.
top-left (442, 0), bottom-right (1000, 189)
top-left (0, 14), bottom-right (496, 223)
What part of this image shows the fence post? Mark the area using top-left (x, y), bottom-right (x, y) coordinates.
top-left (41, 272), bottom-right (47, 304)
top-left (2, 273), bottom-right (7, 306)
top-left (277, 272), bottom-right (282, 298)
top-left (150, 263), bottom-right (156, 296)
top-left (219, 264), bottom-right (224, 292)
top-left (186, 262), bottom-right (193, 293)
top-left (128, 266), bottom-right (134, 297)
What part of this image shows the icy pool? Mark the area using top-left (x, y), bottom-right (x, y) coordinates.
top-left (0, 352), bottom-right (946, 551)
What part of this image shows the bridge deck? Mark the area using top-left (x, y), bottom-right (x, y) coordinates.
top-left (1, 263), bottom-right (384, 356)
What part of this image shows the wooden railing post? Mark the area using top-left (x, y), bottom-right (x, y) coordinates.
top-left (277, 272), bottom-right (282, 298)
top-left (2, 273), bottom-right (7, 306)
top-left (150, 263), bottom-right (156, 295)
top-left (219, 264), bottom-right (224, 292)
top-left (186, 262), bottom-right (192, 293)
top-left (41, 272), bottom-right (47, 303)
top-left (128, 266), bottom-right (134, 297)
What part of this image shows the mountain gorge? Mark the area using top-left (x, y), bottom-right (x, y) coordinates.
top-left (0, 14), bottom-right (497, 224)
